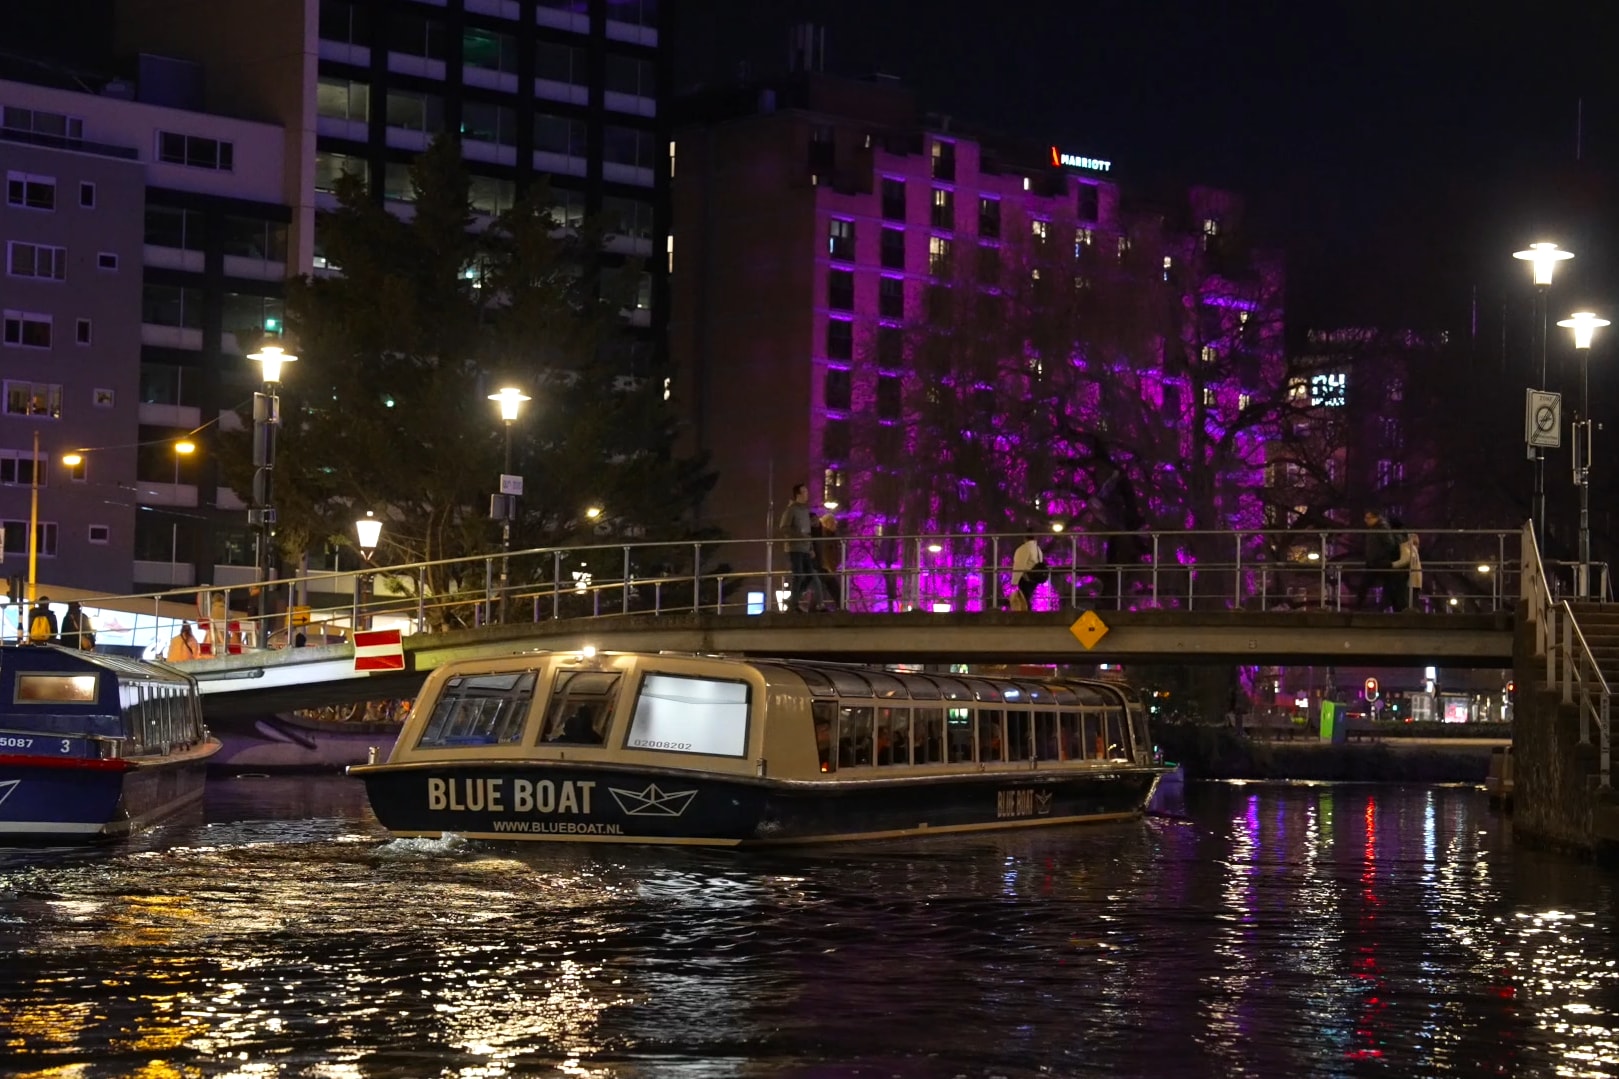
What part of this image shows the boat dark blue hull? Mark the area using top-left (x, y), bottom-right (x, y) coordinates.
top-left (359, 761), bottom-right (1164, 846)
top-left (0, 742), bottom-right (219, 842)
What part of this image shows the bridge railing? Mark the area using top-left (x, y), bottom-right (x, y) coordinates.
top-left (1521, 520), bottom-right (1611, 790)
top-left (80, 525), bottom-right (1524, 654)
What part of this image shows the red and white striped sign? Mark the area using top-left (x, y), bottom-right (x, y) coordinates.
top-left (353, 627), bottom-right (406, 672)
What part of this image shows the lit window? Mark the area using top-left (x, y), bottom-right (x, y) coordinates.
top-left (1238, 392), bottom-right (1251, 411)
top-left (1203, 218), bottom-right (1220, 236)
top-left (929, 235), bottom-right (952, 274)
top-left (828, 218), bottom-right (854, 261)
top-left (1031, 219), bottom-right (1048, 243)
top-left (1200, 345), bottom-right (1217, 364)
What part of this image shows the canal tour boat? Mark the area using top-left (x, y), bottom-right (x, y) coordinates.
top-left (0, 644), bottom-right (219, 841)
top-left (350, 649), bottom-right (1167, 847)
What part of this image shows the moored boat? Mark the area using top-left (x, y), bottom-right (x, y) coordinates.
top-left (0, 645), bottom-right (219, 842)
top-left (350, 649), bottom-right (1168, 847)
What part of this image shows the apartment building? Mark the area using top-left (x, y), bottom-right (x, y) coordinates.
top-left (0, 73), bottom-right (287, 594)
top-left (671, 73), bottom-right (1284, 554)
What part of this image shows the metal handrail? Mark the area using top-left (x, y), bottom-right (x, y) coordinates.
top-left (1559, 600), bottom-right (1612, 790)
top-left (68, 525), bottom-right (1525, 651)
top-left (1521, 520), bottom-right (1559, 686)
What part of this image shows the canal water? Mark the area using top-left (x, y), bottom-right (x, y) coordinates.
top-left (1, 777), bottom-right (1616, 1078)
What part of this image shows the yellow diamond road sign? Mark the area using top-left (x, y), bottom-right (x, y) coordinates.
top-left (1069, 610), bottom-right (1109, 650)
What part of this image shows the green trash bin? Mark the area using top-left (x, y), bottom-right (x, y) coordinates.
top-left (1319, 700), bottom-right (1346, 744)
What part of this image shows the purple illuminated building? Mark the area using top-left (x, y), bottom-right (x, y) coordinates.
top-left (671, 71), bottom-right (1285, 611)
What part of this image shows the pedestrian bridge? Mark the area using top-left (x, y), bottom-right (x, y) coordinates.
top-left (70, 523), bottom-right (1550, 719)
top-left (188, 607), bottom-right (1515, 718)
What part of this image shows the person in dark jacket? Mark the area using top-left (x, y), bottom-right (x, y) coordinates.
top-left (1352, 509), bottom-right (1400, 610)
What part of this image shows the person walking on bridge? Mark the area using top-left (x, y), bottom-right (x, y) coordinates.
top-left (1010, 535), bottom-right (1047, 612)
top-left (166, 622), bottom-right (200, 663)
top-left (778, 483), bottom-right (823, 612)
top-left (1390, 519), bottom-right (1423, 613)
top-left (1353, 509), bottom-right (1399, 611)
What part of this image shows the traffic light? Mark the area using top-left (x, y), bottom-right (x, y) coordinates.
top-left (1364, 677), bottom-right (1379, 701)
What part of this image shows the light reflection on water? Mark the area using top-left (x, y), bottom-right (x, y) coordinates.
top-left (0, 777), bottom-right (1616, 1077)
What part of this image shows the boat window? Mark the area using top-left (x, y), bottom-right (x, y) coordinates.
top-left (946, 706), bottom-right (974, 763)
top-left (913, 707), bottom-right (944, 763)
top-left (1102, 709), bottom-right (1128, 761)
top-left (1059, 710), bottom-right (1083, 760)
top-left (813, 701), bottom-right (836, 773)
top-left (1034, 711), bottom-right (1060, 760)
top-left (963, 678), bottom-right (1002, 703)
top-left (789, 665), bottom-right (838, 697)
top-left (878, 707), bottom-right (910, 765)
top-left (1083, 712), bottom-right (1106, 759)
top-left (894, 673), bottom-right (939, 700)
top-left (976, 709), bottom-right (1004, 762)
top-left (1014, 682), bottom-right (1051, 704)
top-left (16, 674), bottom-right (99, 704)
top-left (932, 676), bottom-right (972, 701)
top-left (1004, 709), bottom-right (1032, 761)
top-left (837, 705), bottom-right (873, 767)
top-left (863, 671), bottom-right (907, 699)
top-left (540, 670), bottom-right (623, 745)
top-left (1049, 684), bottom-right (1080, 706)
top-left (419, 670), bottom-right (539, 748)
top-left (825, 669), bottom-right (878, 697)
top-left (626, 673), bottom-right (750, 757)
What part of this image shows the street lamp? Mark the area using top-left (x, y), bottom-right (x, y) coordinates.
top-left (246, 339), bottom-right (297, 593)
top-left (487, 386), bottom-right (530, 621)
top-left (355, 510), bottom-right (382, 631)
top-left (171, 440), bottom-right (195, 585)
top-left (1513, 242), bottom-right (1574, 541)
top-left (1557, 310), bottom-right (1609, 597)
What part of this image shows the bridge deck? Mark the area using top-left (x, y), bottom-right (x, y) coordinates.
top-left (187, 609), bottom-right (1515, 717)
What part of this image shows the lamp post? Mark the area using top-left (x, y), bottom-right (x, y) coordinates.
top-left (246, 340), bottom-right (297, 595)
top-left (1557, 311), bottom-right (1609, 598)
top-left (355, 510), bottom-right (382, 631)
top-left (487, 386), bottom-right (530, 622)
top-left (1513, 242), bottom-right (1574, 541)
top-left (171, 440), bottom-right (195, 586)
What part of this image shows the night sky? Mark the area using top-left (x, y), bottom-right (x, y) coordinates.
top-left (674, 0), bottom-right (1619, 339)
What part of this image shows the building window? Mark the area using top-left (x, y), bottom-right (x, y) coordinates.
top-left (382, 163), bottom-right (417, 203)
top-left (461, 101), bottom-right (518, 146)
top-left (79, 182), bottom-right (95, 208)
top-left (387, 10), bottom-right (447, 59)
top-left (928, 235), bottom-right (952, 275)
top-left (156, 131), bottom-right (234, 171)
top-left (88, 524), bottom-right (109, 544)
top-left (827, 268), bottom-right (854, 311)
top-left (223, 293), bottom-right (286, 347)
top-left (3, 380), bottom-right (63, 418)
top-left (221, 216), bottom-right (289, 262)
top-left (318, 0), bottom-right (372, 45)
top-left (602, 196), bottom-right (654, 240)
top-left (1, 520), bottom-right (56, 557)
top-left (5, 171), bottom-right (54, 211)
top-left (880, 227), bottom-right (905, 270)
top-left (881, 178), bottom-right (905, 221)
top-left (545, 187), bottom-right (586, 228)
top-left (879, 276), bottom-right (904, 319)
top-left (314, 152), bottom-right (369, 193)
top-left (1077, 184), bottom-right (1099, 222)
top-left (1200, 345), bottom-right (1217, 364)
top-left (141, 285), bottom-right (204, 330)
top-left (536, 41), bottom-right (587, 86)
top-left (876, 326), bottom-right (903, 368)
top-left (1030, 218), bottom-right (1048, 244)
top-left (2, 106), bottom-right (83, 140)
top-left (603, 125), bottom-right (656, 168)
top-left (824, 367), bottom-right (851, 411)
top-left (931, 139), bottom-right (956, 182)
top-left (385, 90), bottom-right (445, 134)
top-left (1375, 459), bottom-right (1405, 488)
top-left (824, 467), bottom-right (847, 507)
top-left (930, 188), bottom-right (954, 230)
top-left (97, 252), bottom-right (118, 271)
top-left (316, 77), bottom-right (370, 121)
top-left (828, 218), bottom-right (855, 261)
top-left (1074, 228), bottom-right (1094, 256)
top-left (823, 418), bottom-right (851, 461)
top-left (0, 450), bottom-right (49, 485)
top-left (94, 388), bottom-right (114, 408)
top-left (826, 318), bottom-right (853, 361)
top-left (605, 0), bottom-right (658, 26)
top-left (66, 455), bottom-right (86, 481)
top-left (605, 54), bottom-right (655, 97)
top-left (875, 422), bottom-right (902, 461)
top-left (877, 374), bottom-right (902, 420)
top-left (469, 170), bottom-right (518, 213)
top-left (2, 311), bottom-right (51, 349)
top-left (535, 114), bottom-right (588, 157)
top-left (1117, 234), bottom-right (1132, 260)
top-left (978, 197), bottom-right (1000, 239)
top-left (7, 242), bottom-right (66, 280)
top-left (1238, 392), bottom-right (1252, 412)
top-left (75, 319), bottom-right (91, 346)
top-left (462, 27), bottom-right (518, 73)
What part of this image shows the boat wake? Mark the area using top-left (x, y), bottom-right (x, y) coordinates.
top-left (373, 833), bottom-right (471, 859)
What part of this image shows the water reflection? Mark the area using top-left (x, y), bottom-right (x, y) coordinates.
top-left (0, 780), bottom-right (1616, 1077)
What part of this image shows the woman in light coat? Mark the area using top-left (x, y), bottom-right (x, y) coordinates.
top-left (1392, 530), bottom-right (1423, 612)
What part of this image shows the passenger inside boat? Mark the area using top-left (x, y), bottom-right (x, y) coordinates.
top-left (555, 704), bottom-right (604, 745)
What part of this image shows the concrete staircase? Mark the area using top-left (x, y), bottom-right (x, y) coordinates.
top-left (1567, 603), bottom-right (1619, 689)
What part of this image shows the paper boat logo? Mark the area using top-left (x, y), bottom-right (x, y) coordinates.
top-left (608, 783), bottom-right (698, 818)
top-left (1034, 791), bottom-right (1053, 815)
top-left (0, 780), bottom-right (18, 809)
